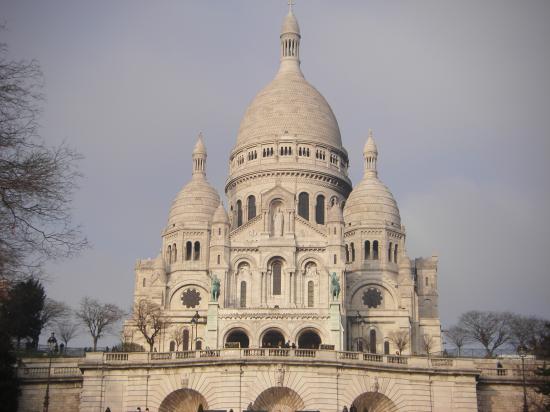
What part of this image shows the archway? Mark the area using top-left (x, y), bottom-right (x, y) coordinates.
top-left (297, 329), bottom-right (322, 349)
top-left (225, 329), bottom-right (250, 348)
top-left (253, 387), bottom-right (305, 412)
top-left (159, 388), bottom-right (208, 412)
top-left (261, 329), bottom-right (285, 348)
top-left (351, 392), bottom-right (398, 412)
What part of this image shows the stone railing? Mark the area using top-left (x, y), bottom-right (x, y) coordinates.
top-left (18, 366), bottom-right (82, 379)
top-left (74, 350), bottom-right (543, 380)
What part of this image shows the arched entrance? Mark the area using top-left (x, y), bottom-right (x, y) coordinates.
top-left (225, 329), bottom-right (250, 348)
top-left (253, 387), bottom-right (305, 412)
top-left (297, 329), bottom-right (322, 349)
top-left (351, 392), bottom-right (398, 412)
top-left (261, 329), bottom-right (285, 348)
top-left (159, 388), bottom-right (208, 412)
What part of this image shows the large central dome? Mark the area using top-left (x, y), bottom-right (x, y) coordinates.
top-left (235, 67), bottom-right (343, 149)
top-left (233, 9), bottom-right (343, 152)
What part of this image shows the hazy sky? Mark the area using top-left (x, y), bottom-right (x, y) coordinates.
top-left (3, 0), bottom-right (549, 347)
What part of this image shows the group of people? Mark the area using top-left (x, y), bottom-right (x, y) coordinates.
top-left (262, 340), bottom-right (296, 349)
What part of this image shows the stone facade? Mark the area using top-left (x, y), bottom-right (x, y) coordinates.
top-left (17, 354), bottom-right (547, 412)
top-left (124, 6), bottom-right (441, 359)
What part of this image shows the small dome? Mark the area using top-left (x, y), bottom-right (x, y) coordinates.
top-left (344, 132), bottom-right (401, 227)
top-left (281, 10), bottom-right (300, 35)
top-left (344, 177), bottom-right (401, 227)
top-left (167, 177), bottom-right (220, 227)
top-left (212, 202), bottom-right (229, 224)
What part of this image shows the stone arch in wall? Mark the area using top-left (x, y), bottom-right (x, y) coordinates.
top-left (158, 388), bottom-right (208, 412)
top-left (349, 281), bottom-right (398, 311)
top-left (351, 391), bottom-right (399, 412)
top-left (224, 327), bottom-right (250, 349)
top-left (252, 387), bottom-right (305, 412)
top-left (260, 327), bottom-right (287, 348)
top-left (296, 327), bottom-right (322, 349)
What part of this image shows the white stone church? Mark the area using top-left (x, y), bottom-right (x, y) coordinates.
top-left (124, 5), bottom-right (442, 358)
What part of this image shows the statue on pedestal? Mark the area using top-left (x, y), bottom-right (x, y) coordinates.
top-left (211, 275), bottom-right (221, 302)
top-left (330, 272), bottom-right (340, 300)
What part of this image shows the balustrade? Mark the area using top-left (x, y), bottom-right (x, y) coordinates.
top-left (295, 349), bottom-right (316, 358)
top-left (387, 355), bottom-right (408, 364)
top-left (363, 353), bottom-right (383, 363)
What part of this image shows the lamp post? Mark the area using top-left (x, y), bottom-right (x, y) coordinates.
top-left (191, 311), bottom-right (200, 350)
top-left (518, 346), bottom-right (529, 412)
top-left (43, 332), bottom-right (57, 412)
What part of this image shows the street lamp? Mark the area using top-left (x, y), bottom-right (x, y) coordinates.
top-left (43, 332), bottom-right (57, 412)
top-left (518, 346), bottom-right (529, 412)
top-left (191, 311), bottom-right (200, 350)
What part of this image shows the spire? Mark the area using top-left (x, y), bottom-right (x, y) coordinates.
top-left (363, 129), bottom-right (378, 178)
top-left (192, 132), bottom-right (207, 177)
top-left (279, 2), bottom-right (301, 74)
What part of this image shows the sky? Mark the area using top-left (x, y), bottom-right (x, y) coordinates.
top-left (2, 0), bottom-right (549, 347)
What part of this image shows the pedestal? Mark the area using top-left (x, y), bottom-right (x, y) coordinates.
top-left (206, 302), bottom-right (219, 349)
top-left (329, 302), bottom-right (344, 351)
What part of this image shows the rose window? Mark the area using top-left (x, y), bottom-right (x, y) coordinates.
top-left (181, 289), bottom-right (201, 308)
top-left (362, 287), bottom-right (383, 308)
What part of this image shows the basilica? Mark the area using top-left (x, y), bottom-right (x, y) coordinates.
top-left (124, 5), bottom-right (442, 358)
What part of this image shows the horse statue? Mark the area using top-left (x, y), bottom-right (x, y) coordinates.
top-left (211, 275), bottom-right (221, 302)
top-left (330, 272), bottom-right (340, 300)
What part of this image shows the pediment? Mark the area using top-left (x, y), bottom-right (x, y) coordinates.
top-left (261, 184), bottom-right (295, 211)
top-left (295, 217), bottom-right (328, 239)
top-left (229, 216), bottom-right (264, 243)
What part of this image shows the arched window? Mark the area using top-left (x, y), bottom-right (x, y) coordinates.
top-left (142, 278), bottom-right (146, 287)
top-left (172, 244), bottom-right (177, 263)
top-left (308, 281), bottom-right (314, 308)
top-left (169, 341), bottom-right (175, 352)
top-left (272, 261), bottom-right (282, 295)
top-left (425, 277), bottom-right (429, 287)
top-left (236, 200), bottom-right (243, 227)
top-left (195, 340), bottom-right (202, 350)
top-left (217, 254), bottom-right (221, 265)
top-left (394, 244), bottom-right (398, 263)
top-left (333, 254), bottom-right (337, 264)
top-left (194, 241), bottom-right (200, 260)
top-left (350, 243), bottom-right (355, 262)
top-left (218, 227), bottom-right (221, 236)
top-left (384, 341), bottom-right (390, 355)
top-left (369, 330), bottom-right (377, 354)
top-left (185, 241), bottom-right (192, 261)
top-left (388, 242), bottom-right (392, 262)
top-left (298, 192), bottom-right (309, 220)
top-left (167, 245), bottom-right (172, 262)
top-left (183, 329), bottom-right (190, 351)
top-left (315, 194), bottom-right (325, 224)
top-left (240, 281), bottom-right (247, 308)
top-left (247, 195), bottom-right (256, 220)
top-left (364, 240), bottom-right (371, 260)
top-left (345, 244), bottom-right (350, 263)
top-left (373, 240), bottom-right (379, 260)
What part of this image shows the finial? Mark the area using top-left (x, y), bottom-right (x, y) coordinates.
top-left (368, 128), bottom-right (374, 139)
top-left (288, 0), bottom-right (295, 12)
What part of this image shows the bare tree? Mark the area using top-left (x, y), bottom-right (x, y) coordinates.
top-left (445, 326), bottom-right (472, 357)
top-left (76, 297), bottom-right (124, 351)
top-left (170, 326), bottom-right (186, 351)
top-left (508, 314), bottom-right (547, 353)
top-left (388, 330), bottom-right (409, 355)
top-left (458, 310), bottom-right (512, 357)
top-left (56, 321), bottom-right (79, 347)
top-left (422, 334), bottom-right (436, 357)
top-left (133, 299), bottom-right (168, 352)
top-left (0, 37), bottom-right (87, 279)
top-left (40, 298), bottom-right (70, 331)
